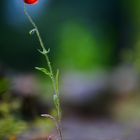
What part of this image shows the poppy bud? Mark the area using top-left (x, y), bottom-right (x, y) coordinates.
top-left (24, 0), bottom-right (38, 5)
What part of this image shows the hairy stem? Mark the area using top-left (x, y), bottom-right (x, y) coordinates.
top-left (24, 4), bottom-right (62, 140)
top-left (41, 114), bottom-right (63, 140)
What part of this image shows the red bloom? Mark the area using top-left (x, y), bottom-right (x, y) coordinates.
top-left (24, 0), bottom-right (38, 5)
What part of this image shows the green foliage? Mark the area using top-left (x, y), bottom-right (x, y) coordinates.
top-left (55, 69), bottom-right (59, 93)
top-left (0, 116), bottom-right (27, 139)
top-left (0, 78), bottom-right (9, 95)
top-left (57, 21), bottom-right (115, 71)
top-left (58, 22), bottom-right (96, 70)
top-left (123, 39), bottom-right (140, 72)
top-left (0, 77), bottom-right (27, 139)
top-left (35, 67), bottom-right (51, 76)
top-left (53, 95), bottom-right (59, 112)
top-left (0, 100), bottom-right (27, 139)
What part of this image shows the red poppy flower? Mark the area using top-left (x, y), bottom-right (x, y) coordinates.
top-left (24, 0), bottom-right (38, 5)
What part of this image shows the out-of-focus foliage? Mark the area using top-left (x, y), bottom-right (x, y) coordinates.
top-left (0, 100), bottom-right (27, 140)
top-left (0, 116), bottom-right (27, 140)
top-left (121, 0), bottom-right (140, 72)
top-left (0, 78), bottom-right (9, 94)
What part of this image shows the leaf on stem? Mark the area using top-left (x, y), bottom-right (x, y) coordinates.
top-left (53, 94), bottom-right (59, 109)
top-left (29, 28), bottom-right (37, 35)
top-left (56, 69), bottom-right (59, 93)
top-left (38, 48), bottom-right (50, 55)
top-left (35, 67), bottom-right (51, 76)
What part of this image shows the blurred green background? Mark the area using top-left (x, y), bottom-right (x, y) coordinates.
top-left (1, 0), bottom-right (140, 140)
top-left (0, 0), bottom-right (132, 71)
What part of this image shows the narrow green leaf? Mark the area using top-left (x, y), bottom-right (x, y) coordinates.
top-left (55, 69), bottom-right (59, 93)
top-left (29, 28), bottom-right (36, 35)
top-left (38, 48), bottom-right (50, 55)
top-left (53, 94), bottom-right (59, 109)
top-left (35, 67), bottom-right (50, 76)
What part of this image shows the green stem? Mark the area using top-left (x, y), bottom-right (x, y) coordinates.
top-left (24, 4), bottom-right (62, 140)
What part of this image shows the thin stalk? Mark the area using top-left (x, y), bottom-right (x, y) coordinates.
top-left (24, 4), bottom-right (62, 140)
top-left (41, 114), bottom-right (63, 140)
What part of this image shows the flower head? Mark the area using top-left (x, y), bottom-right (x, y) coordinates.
top-left (24, 0), bottom-right (38, 5)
